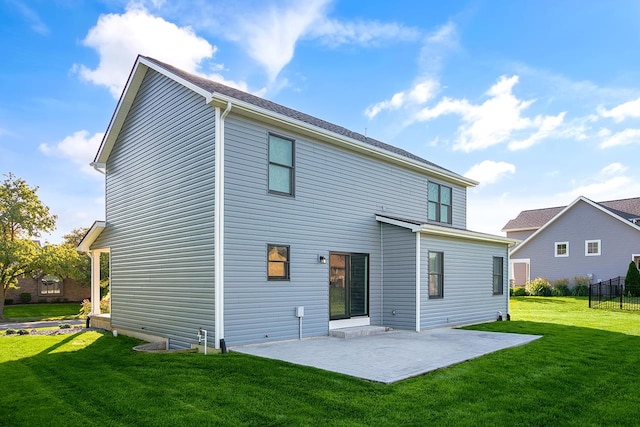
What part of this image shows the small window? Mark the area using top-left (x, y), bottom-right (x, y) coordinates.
top-left (268, 134), bottom-right (294, 196)
top-left (428, 251), bottom-right (444, 298)
top-left (428, 182), bottom-right (452, 224)
top-left (585, 240), bottom-right (601, 256)
top-left (555, 242), bottom-right (569, 257)
top-left (493, 257), bottom-right (504, 295)
top-left (267, 244), bottom-right (290, 280)
top-left (39, 274), bottom-right (62, 296)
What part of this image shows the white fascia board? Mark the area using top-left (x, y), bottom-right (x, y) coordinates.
top-left (208, 94), bottom-right (478, 188)
top-left (77, 220), bottom-right (106, 252)
top-left (419, 223), bottom-right (518, 246)
top-left (375, 215), bottom-right (422, 232)
top-left (511, 196), bottom-right (640, 256)
top-left (501, 226), bottom-right (539, 233)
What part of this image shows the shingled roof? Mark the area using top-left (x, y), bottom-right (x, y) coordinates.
top-left (502, 197), bottom-right (640, 231)
top-left (142, 56), bottom-right (455, 176)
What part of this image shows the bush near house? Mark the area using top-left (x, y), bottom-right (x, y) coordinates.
top-left (18, 293), bottom-right (31, 304)
top-left (552, 278), bottom-right (572, 296)
top-left (572, 276), bottom-right (591, 296)
top-left (510, 287), bottom-right (528, 296)
top-left (526, 277), bottom-right (552, 296)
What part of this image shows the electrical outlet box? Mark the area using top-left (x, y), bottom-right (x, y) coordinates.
top-left (296, 306), bottom-right (304, 317)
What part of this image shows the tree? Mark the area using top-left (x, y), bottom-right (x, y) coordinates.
top-left (0, 173), bottom-right (57, 318)
top-left (625, 261), bottom-right (640, 297)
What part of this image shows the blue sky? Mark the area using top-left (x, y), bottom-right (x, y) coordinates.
top-left (2, 0), bottom-right (640, 242)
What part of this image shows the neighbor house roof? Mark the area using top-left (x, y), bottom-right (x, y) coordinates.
top-left (510, 196), bottom-right (640, 256)
top-left (502, 196), bottom-right (640, 231)
top-left (93, 55), bottom-right (478, 188)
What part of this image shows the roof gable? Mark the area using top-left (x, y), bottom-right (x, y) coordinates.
top-left (511, 196), bottom-right (640, 256)
top-left (92, 55), bottom-right (476, 187)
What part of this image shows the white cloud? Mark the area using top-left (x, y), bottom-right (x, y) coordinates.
top-left (411, 75), bottom-right (568, 152)
top-left (75, 3), bottom-right (230, 98)
top-left (310, 18), bottom-right (419, 47)
top-left (601, 162), bottom-right (628, 175)
top-left (365, 79), bottom-right (439, 119)
top-left (464, 160), bottom-right (516, 186)
top-left (508, 112), bottom-right (566, 150)
top-left (599, 128), bottom-right (640, 148)
top-left (564, 176), bottom-right (634, 200)
top-left (598, 98), bottom-right (640, 122)
top-left (39, 130), bottom-right (104, 175)
top-left (12, 1), bottom-right (49, 35)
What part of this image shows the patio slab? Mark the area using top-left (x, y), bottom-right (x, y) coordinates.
top-left (232, 328), bottom-right (541, 384)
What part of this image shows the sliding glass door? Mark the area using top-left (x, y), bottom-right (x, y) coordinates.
top-left (329, 253), bottom-right (369, 320)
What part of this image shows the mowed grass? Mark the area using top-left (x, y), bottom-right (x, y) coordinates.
top-left (3, 303), bottom-right (82, 321)
top-left (2, 297), bottom-right (640, 426)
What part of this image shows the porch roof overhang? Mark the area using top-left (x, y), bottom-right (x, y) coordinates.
top-left (77, 220), bottom-right (106, 253)
top-left (376, 214), bottom-right (519, 246)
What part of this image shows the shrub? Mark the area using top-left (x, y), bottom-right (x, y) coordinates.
top-left (526, 277), bottom-right (552, 296)
top-left (59, 324), bottom-right (71, 329)
top-left (5, 328), bottom-right (16, 335)
top-left (38, 298), bottom-right (47, 303)
top-left (79, 294), bottom-right (111, 319)
top-left (4, 299), bottom-right (13, 305)
top-left (573, 275), bottom-right (591, 296)
top-left (552, 278), bottom-right (572, 296)
top-left (510, 287), bottom-right (528, 296)
top-left (17, 329), bottom-right (29, 335)
top-left (19, 292), bottom-right (31, 304)
top-left (625, 261), bottom-right (640, 297)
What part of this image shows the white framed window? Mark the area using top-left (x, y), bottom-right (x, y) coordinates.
top-left (585, 240), bottom-right (601, 256)
top-left (555, 242), bottom-right (569, 257)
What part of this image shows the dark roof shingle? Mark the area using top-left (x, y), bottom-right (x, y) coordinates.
top-left (142, 56), bottom-right (456, 176)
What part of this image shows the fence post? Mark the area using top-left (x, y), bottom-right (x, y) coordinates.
top-left (621, 276), bottom-right (624, 309)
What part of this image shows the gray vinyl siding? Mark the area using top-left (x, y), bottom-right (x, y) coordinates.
top-left (381, 223), bottom-right (416, 330)
top-left (223, 114), bottom-right (457, 346)
top-left (99, 69), bottom-right (216, 349)
top-left (420, 235), bottom-right (508, 329)
top-left (513, 200), bottom-right (640, 283)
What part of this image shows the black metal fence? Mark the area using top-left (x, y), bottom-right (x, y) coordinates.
top-left (589, 276), bottom-right (640, 311)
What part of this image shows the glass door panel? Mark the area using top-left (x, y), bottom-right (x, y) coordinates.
top-left (330, 253), bottom-right (369, 320)
top-left (330, 254), bottom-right (348, 319)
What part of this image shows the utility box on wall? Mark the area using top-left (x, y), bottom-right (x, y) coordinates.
top-left (296, 306), bottom-right (304, 318)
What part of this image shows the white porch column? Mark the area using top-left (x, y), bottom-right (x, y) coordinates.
top-left (90, 250), bottom-right (101, 315)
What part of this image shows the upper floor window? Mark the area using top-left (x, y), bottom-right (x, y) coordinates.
top-left (268, 134), bottom-right (294, 196)
top-left (267, 244), bottom-right (290, 280)
top-left (585, 240), bottom-right (601, 256)
top-left (493, 257), bottom-right (504, 295)
top-left (555, 242), bottom-right (569, 257)
top-left (428, 182), bottom-right (452, 224)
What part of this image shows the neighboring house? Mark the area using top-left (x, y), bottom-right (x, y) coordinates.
top-left (503, 196), bottom-right (640, 287)
top-left (78, 55), bottom-right (515, 349)
top-left (6, 276), bottom-right (89, 303)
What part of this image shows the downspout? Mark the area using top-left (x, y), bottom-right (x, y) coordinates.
top-left (214, 101), bottom-right (232, 349)
top-left (415, 231), bottom-right (421, 332)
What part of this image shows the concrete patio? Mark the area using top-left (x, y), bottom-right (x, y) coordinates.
top-left (232, 327), bottom-right (541, 384)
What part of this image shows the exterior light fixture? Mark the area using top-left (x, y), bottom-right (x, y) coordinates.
top-left (318, 255), bottom-right (327, 264)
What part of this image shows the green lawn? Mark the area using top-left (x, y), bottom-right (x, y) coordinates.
top-left (2, 303), bottom-right (81, 321)
top-left (2, 297), bottom-right (640, 426)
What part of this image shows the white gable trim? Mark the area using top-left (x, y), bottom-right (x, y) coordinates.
top-left (77, 220), bottom-right (106, 252)
top-left (511, 196), bottom-right (640, 256)
top-left (93, 56), bottom-right (477, 188)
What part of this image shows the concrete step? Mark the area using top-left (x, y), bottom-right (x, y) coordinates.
top-left (329, 325), bottom-right (390, 339)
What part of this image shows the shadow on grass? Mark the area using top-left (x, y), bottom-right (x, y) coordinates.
top-left (2, 320), bottom-right (640, 426)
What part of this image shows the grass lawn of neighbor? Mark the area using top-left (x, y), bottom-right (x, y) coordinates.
top-left (2, 296), bottom-right (640, 426)
top-left (2, 303), bottom-right (81, 322)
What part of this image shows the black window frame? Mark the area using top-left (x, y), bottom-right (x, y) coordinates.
top-left (268, 133), bottom-right (295, 197)
top-left (428, 251), bottom-right (444, 299)
top-left (493, 256), bottom-right (504, 295)
top-left (267, 244), bottom-right (290, 281)
top-left (428, 182), bottom-right (452, 224)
